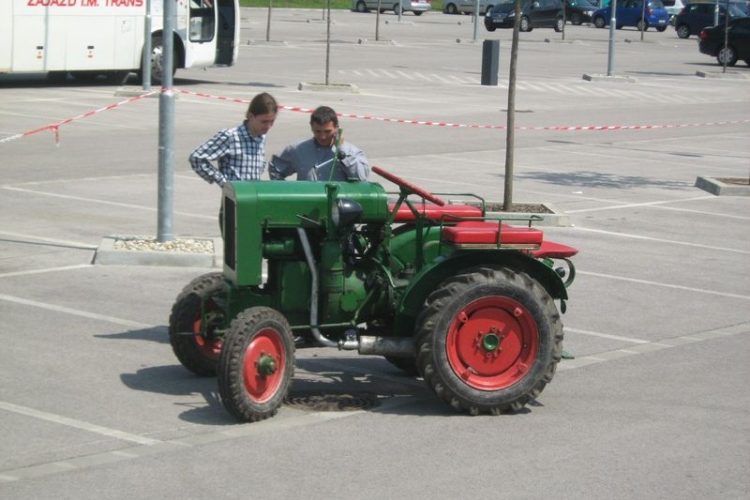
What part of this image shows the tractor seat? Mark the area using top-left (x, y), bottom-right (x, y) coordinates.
top-left (442, 221), bottom-right (543, 248)
top-left (389, 202), bottom-right (482, 223)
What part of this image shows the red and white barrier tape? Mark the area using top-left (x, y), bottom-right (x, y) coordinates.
top-left (2, 86), bottom-right (748, 145)
top-left (0, 90), bottom-right (158, 145)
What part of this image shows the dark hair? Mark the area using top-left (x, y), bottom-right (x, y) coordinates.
top-left (310, 106), bottom-right (338, 127)
top-left (247, 92), bottom-right (278, 116)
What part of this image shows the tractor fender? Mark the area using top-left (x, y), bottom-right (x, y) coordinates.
top-left (392, 250), bottom-right (568, 337)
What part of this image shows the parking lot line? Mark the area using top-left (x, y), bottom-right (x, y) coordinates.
top-left (578, 271), bottom-right (750, 301)
top-left (0, 294), bottom-right (152, 329)
top-left (0, 401), bottom-right (161, 446)
top-left (573, 227), bottom-right (750, 256)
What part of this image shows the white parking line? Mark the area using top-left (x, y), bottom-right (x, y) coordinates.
top-left (0, 294), bottom-right (152, 328)
top-left (0, 401), bottom-right (161, 446)
top-left (0, 264), bottom-right (93, 279)
top-left (572, 226), bottom-right (750, 255)
top-left (578, 271), bottom-right (750, 300)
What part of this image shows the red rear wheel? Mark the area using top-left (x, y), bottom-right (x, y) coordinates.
top-left (417, 267), bottom-right (563, 415)
top-left (446, 297), bottom-right (539, 391)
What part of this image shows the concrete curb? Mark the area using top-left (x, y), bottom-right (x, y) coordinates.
top-left (487, 203), bottom-right (572, 227)
top-left (695, 176), bottom-right (750, 196)
top-left (94, 236), bottom-right (223, 268)
top-left (298, 82), bottom-right (360, 93)
top-left (695, 70), bottom-right (750, 79)
top-left (582, 73), bottom-right (639, 83)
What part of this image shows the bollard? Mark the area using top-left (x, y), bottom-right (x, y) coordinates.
top-left (481, 39), bottom-right (500, 86)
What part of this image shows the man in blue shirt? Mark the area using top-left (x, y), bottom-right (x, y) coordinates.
top-left (269, 106), bottom-right (370, 182)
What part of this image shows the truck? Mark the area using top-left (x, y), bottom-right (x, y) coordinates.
top-left (169, 166), bottom-right (578, 422)
top-left (0, 0), bottom-right (240, 83)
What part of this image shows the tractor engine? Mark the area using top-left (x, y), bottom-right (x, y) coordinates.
top-left (221, 180), bottom-right (396, 349)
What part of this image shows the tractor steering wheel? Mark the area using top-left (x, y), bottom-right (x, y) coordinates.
top-left (372, 166), bottom-right (446, 206)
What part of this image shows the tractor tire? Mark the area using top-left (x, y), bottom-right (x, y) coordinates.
top-left (385, 356), bottom-right (421, 377)
top-left (416, 266), bottom-right (563, 415)
top-left (168, 272), bottom-right (225, 377)
top-left (218, 307), bottom-right (295, 422)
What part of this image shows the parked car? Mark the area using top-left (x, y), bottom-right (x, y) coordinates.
top-left (565, 0), bottom-right (598, 24)
top-left (592, 0), bottom-right (670, 31)
top-left (484, 0), bottom-right (565, 32)
top-left (351, 0), bottom-right (432, 15)
top-left (661, 0), bottom-right (688, 22)
top-left (674, 1), bottom-right (750, 38)
top-left (444, 0), bottom-right (495, 15)
top-left (699, 16), bottom-right (750, 65)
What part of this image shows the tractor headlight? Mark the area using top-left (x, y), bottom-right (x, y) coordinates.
top-left (331, 198), bottom-right (363, 228)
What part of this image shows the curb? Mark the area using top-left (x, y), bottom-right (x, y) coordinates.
top-left (582, 73), bottom-right (639, 83)
top-left (297, 82), bottom-right (360, 93)
top-left (695, 176), bottom-right (750, 197)
top-left (487, 203), bottom-right (571, 227)
top-left (94, 236), bottom-right (223, 268)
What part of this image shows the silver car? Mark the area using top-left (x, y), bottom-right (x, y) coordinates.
top-left (352, 0), bottom-right (432, 15)
top-left (443, 0), bottom-right (496, 15)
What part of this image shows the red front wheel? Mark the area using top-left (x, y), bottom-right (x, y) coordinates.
top-left (219, 307), bottom-right (295, 422)
top-left (169, 272), bottom-right (225, 377)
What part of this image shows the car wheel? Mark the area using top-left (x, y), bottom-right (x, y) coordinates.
top-left (676, 24), bottom-right (690, 38)
top-left (355, 1), bottom-right (368, 12)
top-left (485, 24), bottom-right (497, 32)
top-left (554, 16), bottom-right (564, 32)
top-left (393, 3), bottom-right (400, 14)
top-left (593, 15), bottom-right (606, 28)
top-left (414, 10), bottom-right (423, 15)
top-left (717, 45), bottom-right (738, 66)
top-left (520, 16), bottom-right (531, 32)
top-left (571, 13), bottom-right (583, 25)
top-left (637, 19), bottom-right (649, 31)
top-left (445, 2), bottom-right (458, 14)
top-left (656, 25), bottom-right (666, 32)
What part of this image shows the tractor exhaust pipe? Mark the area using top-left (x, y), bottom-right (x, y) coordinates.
top-left (296, 228), bottom-right (338, 349)
top-left (358, 336), bottom-right (415, 357)
top-left (297, 229), bottom-right (412, 354)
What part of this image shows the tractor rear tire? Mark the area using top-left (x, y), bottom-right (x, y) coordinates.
top-left (218, 307), bottom-right (295, 422)
top-left (168, 272), bottom-right (225, 377)
top-left (416, 266), bottom-right (563, 415)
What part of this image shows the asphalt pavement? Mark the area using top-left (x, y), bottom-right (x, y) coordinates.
top-left (1, 8), bottom-right (749, 500)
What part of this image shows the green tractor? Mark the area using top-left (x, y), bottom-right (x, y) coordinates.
top-left (169, 166), bottom-right (578, 422)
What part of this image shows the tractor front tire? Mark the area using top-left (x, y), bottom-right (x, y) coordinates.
top-left (169, 272), bottom-right (225, 377)
top-left (219, 307), bottom-right (295, 422)
top-left (416, 267), bottom-right (563, 415)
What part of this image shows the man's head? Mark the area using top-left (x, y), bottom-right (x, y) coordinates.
top-left (246, 92), bottom-right (278, 136)
top-left (310, 106), bottom-right (339, 147)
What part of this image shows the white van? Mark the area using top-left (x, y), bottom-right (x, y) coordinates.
top-left (444, 0), bottom-right (496, 15)
top-left (661, 0), bottom-right (688, 21)
top-left (352, 0), bottom-right (432, 15)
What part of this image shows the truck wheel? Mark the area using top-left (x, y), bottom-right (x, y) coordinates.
top-left (219, 307), bottom-right (295, 422)
top-left (416, 267), bottom-right (563, 415)
top-left (168, 272), bottom-right (225, 377)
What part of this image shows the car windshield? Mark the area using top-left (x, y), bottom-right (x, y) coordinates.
top-left (649, 0), bottom-right (665, 8)
top-left (728, 3), bottom-right (750, 16)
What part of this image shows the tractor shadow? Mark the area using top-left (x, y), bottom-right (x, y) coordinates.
top-left (113, 333), bottom-right (535, 424)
